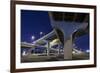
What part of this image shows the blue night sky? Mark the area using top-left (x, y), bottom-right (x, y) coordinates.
top-left (21, 10), bottom-right (53, 43)
top-left (21, 10), bottom-right (89, 51)
top-left (74, 34), bottom-right (89, 51)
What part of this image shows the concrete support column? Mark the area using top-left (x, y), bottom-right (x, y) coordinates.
top-left (46, 41), bottom-right (50, 56)
top-left (27, 48), bottom-right (34, 55)
top-left (22, 50), bottom-right (27, 56)
top-left (27, 47), bottom-right (35, 55)
top-left (57, 44), bottom-right (60, 55)
top-left (64, 35), bottom-right (72, 60)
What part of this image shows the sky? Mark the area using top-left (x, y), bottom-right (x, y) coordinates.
top-left (21, 10), bottom-right (89, 51)
top-left (21, 10), bottom-right (53, 43)
top-left (74, 34), bottom-right (89, 51)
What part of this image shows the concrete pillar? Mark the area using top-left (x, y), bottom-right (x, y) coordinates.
top-left (46, 41), bottom-right (50, 56)
top-left (57, 44), bottom-right (60, 55)
top-left (22, 50), bottom-right (27, 56)
top-left (64, 35), bottom-right (72, 60)
top-left (27, 48), bottom-right (33, 55)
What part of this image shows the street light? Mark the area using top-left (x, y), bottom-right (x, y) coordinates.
top-left (31, 35), bottom-right (35, 40)
top-left (40, 32), bottom-right (43, 35)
